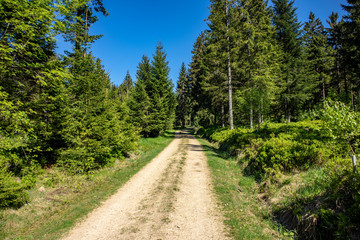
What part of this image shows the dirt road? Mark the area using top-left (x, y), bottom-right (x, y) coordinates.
top-left (61, 131), bottom-right (230, 240)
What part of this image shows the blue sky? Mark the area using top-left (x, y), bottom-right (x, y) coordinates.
top-left (57, 0), bottom-right (348, 86)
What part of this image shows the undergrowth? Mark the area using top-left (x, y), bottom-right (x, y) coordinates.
top-left (0, 131), bottom-right (175, 240)
top-left (197, 120), bottom-right (360, 239)
top-left (198, 137), bottom-right (294, 239)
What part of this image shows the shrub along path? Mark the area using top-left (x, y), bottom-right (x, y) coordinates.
top-left (61, 131), bottom-right (229, 240)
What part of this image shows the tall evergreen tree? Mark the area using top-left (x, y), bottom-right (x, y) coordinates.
top-left (206, 0), bottom-right (237, 129)
top-left (235, 0), bottom-right (280, 128)
top-left (0, 0), bottom-right (68, 166)
top-left (271, 0), bottom-right (303, 122)
top-left (176, 63), bottom-right (190, 128)
top-left (59, 0), bottom-right (137, 172)
top-left (120, 71), bottom-right (133, 99)
top-left (303, 12), bottom-right (333, 108)
top-left (341, 0), bottom-right (360, 109)
top-left (130, 56), bottom-right (152, 137)
top-left (326, 12), bottom-right (346, 99)
top-left (188, 32), bottom-right (214, 127)
top-left (148, 42), bottom-right (175, 136)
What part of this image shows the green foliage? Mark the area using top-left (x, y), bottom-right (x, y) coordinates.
top-left (200, 121), bottom-right (327, 181)
top-left (131, 44), bottom-right (175, 137)
top-left (175, 63), bottom-right (191, 127)
top-left (0, 169), bottom-right (29, 208)
top-left (60, 54), bottom-right (138, 174)
top-left (321, 99), bottom-right (360, 154)
top-left (200, 118), bottom-right (360, 238)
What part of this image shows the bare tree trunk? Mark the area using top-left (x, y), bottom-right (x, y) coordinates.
top-left (226, 1), bottom-right (234, 130)
top-left (286, 75), bottom-right (291, 123)
top-left (250, 104), bottom-right (253, 129)
top-left (221, 103), bottom-right (225, 128)
top-left (352, 88), bottom-right (355, 111)
top-left (322, 79), bottom-right (326, 102)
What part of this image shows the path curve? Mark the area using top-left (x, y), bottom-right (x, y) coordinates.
top-left (61, 131), bottom-right (229, 240)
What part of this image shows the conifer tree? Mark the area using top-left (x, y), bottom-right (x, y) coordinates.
top-left (188, 32), bottom-right (213, 127)
top-left (271, 0), bottom-right (303, 122)
top-left (120, 71), bottom-right (133, 99)
top-left (176, 63), bottom-right (190, 128)
top-left (236, 0), bottom-right (280, 128)
top-left (148, 42), bottom-right (175, 136)
top-left (303, 12), bottom-right (333, 108)
top-left (326, 13), bottom-right (346, 98)
top-left (206, 0), bottom-right (236, 129)
top-left (0, 0), bottom-right (68, 166)
top-left (130, 56), bottom-right (152, 137)
top-left (341, 0), bottom-right (360, 109)
top-left (60, 0), bottom-right (137, 172)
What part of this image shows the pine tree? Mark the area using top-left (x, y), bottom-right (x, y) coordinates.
top-left (326, 12), bottom-right (347, 99)
top-left (188, 32), bottom-right (214, 127)
top-left (206, 0), bottom-right (237, 129)
top-left (235, 0), bottom-right (280, 128)
top-left (120, 71), bottom-right (133, 99)
top-left (0, 0), bottom-right (69, 206)
top-left (0, 0), bottom-right (69, 166)
top-left (148, 42), bottom-right (175, 136)
top-left (176, 63), bottom-right (190, 128)
top-left (59, 0), bottom-right (137, 172)
top-left (60, 0), bottom-right (108, 58)
top-left (271, 0), bottom-right (303, 122)
top-left (303, 12), bottom-right (333, 108)
top-left (130, 56), bottom-right (152, 137)
top-left (341, 0), bottom-right (360, 109)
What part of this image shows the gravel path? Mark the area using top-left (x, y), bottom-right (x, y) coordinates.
top-left (61, 131), bottom-right (230, 240)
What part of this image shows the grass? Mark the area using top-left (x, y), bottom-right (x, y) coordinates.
top-left (0, 131), bottom-right (175, 240)
top-left (197, 137), bottom-right (295, 240)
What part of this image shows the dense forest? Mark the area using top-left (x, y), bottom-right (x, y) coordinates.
top-left (0, 0), bottom-right (175, 207)
top-left (176, 0), bottom-right (359, 129)
top-left (2, 0), bottom-right (360, 238)
top-left (175, 0), bottom-right (360, 238)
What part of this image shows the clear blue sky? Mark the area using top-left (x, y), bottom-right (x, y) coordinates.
top-left (57, 0), bottom-right (348, 86)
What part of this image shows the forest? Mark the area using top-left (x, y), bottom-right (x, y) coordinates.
top-left (1, 0), bottom-right (360, 238)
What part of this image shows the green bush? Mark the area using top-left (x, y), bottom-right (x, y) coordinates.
top-left (0, 169), bottom-right (29, 208)
top-left (247, 137), bottom-right (322, 181)
top-left (202, 121), bottom-right (328, 181)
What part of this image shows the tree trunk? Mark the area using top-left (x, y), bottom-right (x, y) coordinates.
top-left (322, 78), bottom-right (326, 102)
top-left (351, 88), bottom-right (355, 111)
top-left (226, 1), bottom-right (234, 130)
top-left (221, 103), bottom-right (225, 128)
top-left (250, 103), bottom-right (253, 129)
top-left (286, 74), bottom-right (291, 123)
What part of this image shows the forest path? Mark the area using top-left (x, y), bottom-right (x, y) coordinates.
top-left (61, 130), bottom-right (230, 240)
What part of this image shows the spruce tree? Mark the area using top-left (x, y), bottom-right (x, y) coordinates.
top-left (236, 0), bottom-right (280, 128)
top-left (60, 0), bottom-right (137, 172)
top-left (303, 12), bottom-right (333, 108)
top-left (326, 12), bottom-right (346, 98)
top-left (176, 63), bottom-right (190, 128)
top-left (0, 0), bottom-right (68, 166)
top-left (148, 42), bottom-right (175, 136)
top-left (188, 32), bottom-right (213, 127)
top-left (130, 56), bottom-right (152, 137)
top-left (206, 0), bottom-right (236, 129)
top-left (271, 0), bottom-right (303, 122)
top-left (120, 71), bottom-right (134, 99)
top-left (341, 0), bottom-right (360, 109)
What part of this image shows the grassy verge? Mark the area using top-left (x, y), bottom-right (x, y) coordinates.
top-left (0, 131), bottom-right (175, 240)
top-left (198, 137), bottom-right (294, 240)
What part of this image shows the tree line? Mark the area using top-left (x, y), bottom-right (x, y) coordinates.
top-left (0, 0), bottom-right (175, 206)
top-left (175, 0), bottom-right (360, 130)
